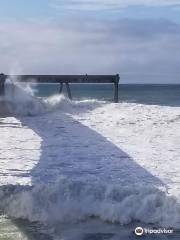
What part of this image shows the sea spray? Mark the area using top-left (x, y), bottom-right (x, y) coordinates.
top-left (3, 75), bottom-right (45, 116)
top-left (1, 77), bottom-right (102, 117)
top-left (1, 75), bottom-right (73, 116)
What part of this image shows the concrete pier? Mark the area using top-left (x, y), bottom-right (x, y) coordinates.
top-left (0, 74), bottom-right (120, 102)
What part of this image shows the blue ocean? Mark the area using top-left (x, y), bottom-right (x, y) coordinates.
top-left (34, 83), bottom-right (180, 106)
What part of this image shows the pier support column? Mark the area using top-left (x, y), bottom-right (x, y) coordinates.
top-left (59, 83), bottom-right (63, 93)
top-left (114, 74), bottom-right (120, 103)
top-left (66, 82), bottom-right (72, 100)
top-left (0, 73), bottom-right (6, 96)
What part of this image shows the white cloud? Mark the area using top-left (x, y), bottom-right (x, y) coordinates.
top-left (50, 0), bottom-right (180, 10)
top-left (0, 18), bottom-right (180, 83)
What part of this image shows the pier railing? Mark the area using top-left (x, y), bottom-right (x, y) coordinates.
top-left (0, 74), bottom-right (120, 102)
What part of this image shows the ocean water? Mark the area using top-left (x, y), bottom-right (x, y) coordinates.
top-left (34, 83), bottom-right (180, 106)
top-left (1, 83), bottom-right (180, 240)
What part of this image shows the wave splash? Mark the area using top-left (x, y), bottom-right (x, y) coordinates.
top-left (0, 80), bottom-right (101, 116)
top-left (0, 178), bottom-right (180, 229)
top-left (0, 80), bottom-right (74, 116)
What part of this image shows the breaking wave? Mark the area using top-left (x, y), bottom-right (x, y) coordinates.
top-left (0, 81), bottom-right (102, 116)
top-left (0, 178), bottom-right (180, 229)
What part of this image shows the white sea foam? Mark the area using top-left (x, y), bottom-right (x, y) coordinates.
top-left (1, 81), bottom-right (180, 238)
top-left (1, 81), bottom-right (103, 117)
top-left (1, 81), bottom-right (72, 116)
top-left (0, 179), bottom-right (180, 229)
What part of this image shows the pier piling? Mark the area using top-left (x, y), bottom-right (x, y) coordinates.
top-left (0, 73), bottom-right (6, 96)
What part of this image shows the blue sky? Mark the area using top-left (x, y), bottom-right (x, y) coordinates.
top-left (0, 0), bottom-right (180, 83)
top-left (1, 0), bottom-right (180, 21)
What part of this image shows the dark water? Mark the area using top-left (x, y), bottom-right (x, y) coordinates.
top-left (34, 83), bottom-right (180, 107)
top-left (0, 215), bottom-right (53, 240)
top-left (1, 216), bottom-right (180, 240)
